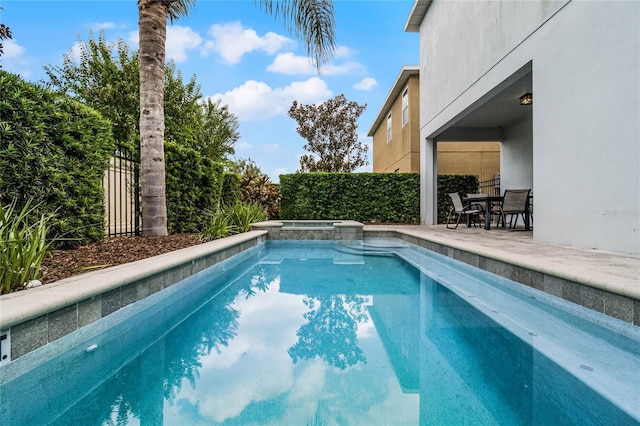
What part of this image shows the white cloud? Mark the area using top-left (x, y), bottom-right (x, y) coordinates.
top-left (208, 77), bottom-right (331, 122)
top-left (128, 26), bottom-right (202, 62)
top-left (1, 39), bottom-right (30, 77)
top-left (353, 77), bottom-right (378, 91)
top-left (69, 41), bottom-right (84, 61)
top-left (272, 167), bottom-right (289, 178)
top-left (89, 21), bottom-right (116, 30)
top-left (3, 39), bottom-right (26, 59)
top-left (166, 25), bottom-right (202, 62)
top-left (266, 52), bottom-right (315, 75)
top-left (267, 50), bottom-right (364, 76)
top-left (202, 21), bottom-right (293, 64)
top-left (334, 45), bottom-right (356, 58)
top-left (235, 141), bottom-right (253, 151)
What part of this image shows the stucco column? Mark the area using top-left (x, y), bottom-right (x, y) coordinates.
top-left (421, 138), bottom-right (437, 225)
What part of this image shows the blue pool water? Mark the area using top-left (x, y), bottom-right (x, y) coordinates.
top-left (1, 239), bottom-right (639, 425)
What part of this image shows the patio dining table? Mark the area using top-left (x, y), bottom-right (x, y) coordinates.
top-left (463, 194), bottom-right (532, 231)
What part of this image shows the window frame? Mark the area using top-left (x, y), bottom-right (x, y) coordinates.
top-left (401, 87), bottom-right (409, 127)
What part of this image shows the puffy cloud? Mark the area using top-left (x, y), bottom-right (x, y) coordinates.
top-left (266, 52), bottom-right (315, 75)
top-left (128, 26), bottom-right (202, 62)
top-left (1, 39), bottom-right (30, 77)
top-left (202, 21), bottom-right (293, 64)
top-left (166, 25), bottom-right (203, 62)
top-left (208, 77), bottom-right (331, 122)
top-left (267, 45), bottom-right (364, 76)
top-left (353, 77), bottom-right (378, 91)
top-left (3, 38), bottom-right (26, 59)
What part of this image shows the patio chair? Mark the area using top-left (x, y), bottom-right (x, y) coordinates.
top-left (446, 193), bottom-right (484, 229)
top-left (496, 189), bottom-right (531, 230)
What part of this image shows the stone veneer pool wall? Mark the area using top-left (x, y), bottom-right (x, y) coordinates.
top-left (250, 220), bottom-right (364, 240)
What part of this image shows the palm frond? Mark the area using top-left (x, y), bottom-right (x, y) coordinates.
top-left (165, 0), bottom-right (196, 22)
top-left (256, 0), bottom-right (336, 71)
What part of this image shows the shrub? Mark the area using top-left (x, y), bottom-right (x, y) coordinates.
top-left (227, 202), bottom-right (267, 233)
top-left (0, 71), bottom-right (114, 247)
top-left (221, 173), bottom-right (241, 207)
top-left (200, 202), bottom-right (266, 241)
top-left (165, 141), bottom-right (224, 233)
top-left (437, 174), bottom-right (480, 223)
top-left (240, 171), bottom-right (280, 219)
top-left (279, 173), bottom-right (420, 223)
top-left (0, 199), bottom-right (55, 294)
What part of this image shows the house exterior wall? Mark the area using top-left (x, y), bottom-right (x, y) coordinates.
top-left (372, 74), bottom-right (421, 172)
top-left (372, 73), bottom-right (500, 180)
top-left (413, 0), bottom-right (640, 254)
top-left (438, 142), bottom-right (500, 183)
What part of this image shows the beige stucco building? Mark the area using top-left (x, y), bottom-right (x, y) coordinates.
top-left (368, 66), bottom-right (499, 183)
top-left (368, 66), bottom-right (421, 173)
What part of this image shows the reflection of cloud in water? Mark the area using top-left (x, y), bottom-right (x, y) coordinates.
top-left (356, 295), bottom-right (375, 339)
top-left (165, 273), bottom-right (419, 425)
top-left (173, 276), bottom-right (309, 423)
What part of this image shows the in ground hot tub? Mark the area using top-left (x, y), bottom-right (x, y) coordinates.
top-left (251, 220), bottom-right (363, 240)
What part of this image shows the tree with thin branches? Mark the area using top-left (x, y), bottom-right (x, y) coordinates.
top-left (138, 0), bottom-right (336, 236)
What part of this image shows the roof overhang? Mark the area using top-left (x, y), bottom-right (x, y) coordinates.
top-left (367, 66), bottom-right (420, 137)
top-left (405, 0), bottom-right (432, 32)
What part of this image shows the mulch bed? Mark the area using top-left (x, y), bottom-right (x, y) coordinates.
top-left (40, 234), bottom-right (205, 284)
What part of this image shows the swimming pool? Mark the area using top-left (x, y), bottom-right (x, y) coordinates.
top-left (0, 239), bottom-right (638, 425)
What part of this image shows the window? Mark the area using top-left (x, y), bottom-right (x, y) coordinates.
top-left (402, 87), bottom-right (409, 126)
top-left (387, 112), bottom-right (392, 143)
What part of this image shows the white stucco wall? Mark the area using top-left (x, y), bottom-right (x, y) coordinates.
top-left (417, 0), bottom-right (640, 253)
top-left (501, 115), bottom-right (533, 191)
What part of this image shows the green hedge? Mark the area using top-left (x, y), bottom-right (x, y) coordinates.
top-left (221, 173), bottom-right (241, 207)
top-left (280, 173), bottom-right (420, 223)
top-left (437, 174), bottom-right (480, 223)
top-left (0, 71), bottom-right (113, 246)
top-left (165, 141), bottom-right (223, 233)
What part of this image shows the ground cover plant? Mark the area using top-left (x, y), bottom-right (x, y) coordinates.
top-left (0, 200), bottom-right (54, 294)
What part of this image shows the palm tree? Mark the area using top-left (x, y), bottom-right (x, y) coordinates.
top-left (138, 0), bottom-right (335, 236)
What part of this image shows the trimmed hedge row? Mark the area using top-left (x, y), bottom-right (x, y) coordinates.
top-left (165, 141), bottom-right (223, 233)
top-left (280, 173), bottom-right (420, 223)
top-left (279, 172), bottom-right (479, 225)
top-left (437, 174), bottom-right (480, 223)
top-left (0, 71), bottom-right (113, 246)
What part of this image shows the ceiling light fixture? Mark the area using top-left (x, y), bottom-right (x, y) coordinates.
top-left (520, 93), bottom-right (533, 105)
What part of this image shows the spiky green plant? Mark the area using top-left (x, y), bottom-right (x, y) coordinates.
top-left (200, 208), bottom-right (233, 241)
top-left (0, 199), bottom-right (54, 294)
top-left (227, 202), bottom-right (267, 233)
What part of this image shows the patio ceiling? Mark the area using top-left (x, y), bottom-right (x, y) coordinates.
top-left (435, 69), bottom-right (532, 141)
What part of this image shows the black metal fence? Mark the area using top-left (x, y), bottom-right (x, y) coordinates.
top-left (479, 176), bottom-right (500, 196)
top-left (104, 145), bottom-right (140, 237)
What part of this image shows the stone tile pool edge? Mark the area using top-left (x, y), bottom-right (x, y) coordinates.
top-left (0, 231), bottom-right (268, 361)
top-left (363, 228), bottom-right (640, 327)
top-left (2, 225), bottom-right (638, 362)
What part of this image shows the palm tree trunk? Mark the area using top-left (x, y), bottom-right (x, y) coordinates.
top-left (138, 0), bottom-right (168, 236)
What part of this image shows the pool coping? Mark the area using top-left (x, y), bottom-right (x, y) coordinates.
top-left (364, 227), bottom-right (640, 326)
top-left (0, 231), bottom-right (268, 361)
top-left (1, 225), bottom-right (638, 362)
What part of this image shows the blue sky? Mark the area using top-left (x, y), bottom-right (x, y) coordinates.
top-left (1, 0), bottom-right (419, 182)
